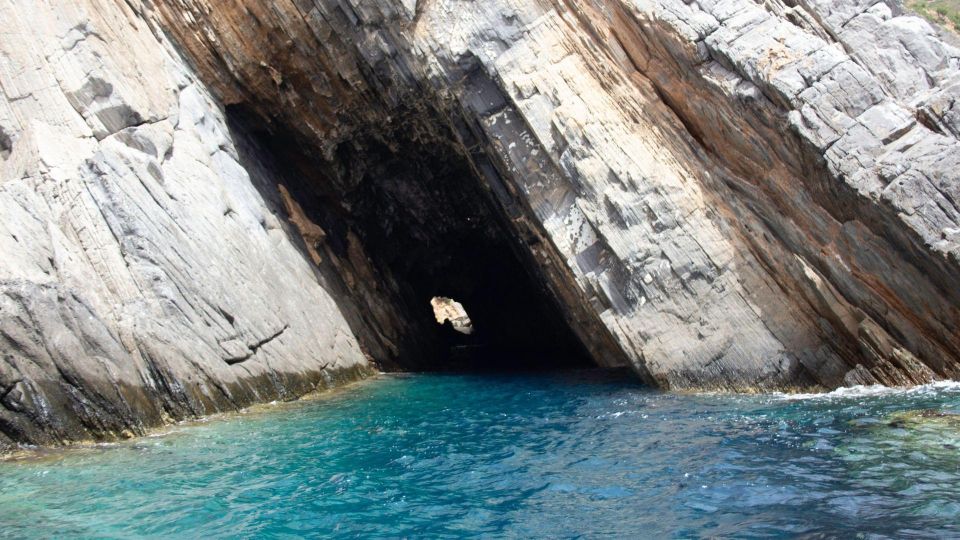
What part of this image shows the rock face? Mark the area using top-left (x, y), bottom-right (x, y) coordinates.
top-left (2, 0), bottom-right (960, 449)
top-left (0, 1), bottom-right (372, 452)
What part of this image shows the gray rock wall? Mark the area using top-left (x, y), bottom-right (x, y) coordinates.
top-left (146, 0), bottom-right (960, 390)
top-left (2, 0), bottom-right (959, 449)
top-left (424, 0), bottom-right (960, 389)
top-left (554, 0), bottom-right (960, 387)
top-left (0, 1), bottom-right (371, 452)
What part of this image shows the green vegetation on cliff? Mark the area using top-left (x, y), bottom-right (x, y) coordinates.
top-left (908, 0), bottom-right (960, 33)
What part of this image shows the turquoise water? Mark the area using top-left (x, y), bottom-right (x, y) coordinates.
top-left (2, 371), bottom-right (960, 538)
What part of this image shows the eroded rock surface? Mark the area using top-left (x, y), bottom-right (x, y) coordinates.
top-left (2, 0), bottom-right (960, 449)
top-left (0, 1), bottom-right (371, 452)
top-left (140, 0), bottom-right (960, 389)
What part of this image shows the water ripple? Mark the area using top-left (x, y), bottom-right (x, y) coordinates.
top-left (2, 371), bottom-right (960, 538)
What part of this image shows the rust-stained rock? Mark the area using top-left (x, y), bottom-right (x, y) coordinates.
top-left (2, 0), bottom-right (960, 450)
top-left (139, 0), bottom-right (960, 389)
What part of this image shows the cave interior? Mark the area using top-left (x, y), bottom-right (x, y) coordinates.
top-left (227, 105), bottom-right (595, 372)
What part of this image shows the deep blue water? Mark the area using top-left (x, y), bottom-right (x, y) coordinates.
top-left (2, 371), bottom-right (960, 538)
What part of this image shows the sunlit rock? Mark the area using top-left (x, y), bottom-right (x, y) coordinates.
top-left (2, 0), bottom-right (960, 450)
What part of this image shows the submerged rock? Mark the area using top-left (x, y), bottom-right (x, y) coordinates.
top-left (1, 0), bottom-right (959, 448)
top-left (849, 408), bottom-right (960, 455)
top-left (887, 409), bottom-right (960, 430)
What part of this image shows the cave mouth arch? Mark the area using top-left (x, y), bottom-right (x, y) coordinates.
top-left (430, 297), bottom-right (474, 335)
top-left (226, 104), bottom-right (595, 373)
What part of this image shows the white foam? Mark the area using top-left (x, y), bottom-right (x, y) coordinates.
top-left (776, 379), bottom-right (960, 401)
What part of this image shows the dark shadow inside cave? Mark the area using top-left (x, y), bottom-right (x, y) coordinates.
top-left (225, 105), bottom-right (594, 372)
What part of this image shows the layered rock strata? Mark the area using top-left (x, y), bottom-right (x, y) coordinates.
top-left (1, 0), bottom-right (959, 449)
top-left (142, 0), bottom-right (960, 388)
top-left (0, 1), bottom-right (371, 452)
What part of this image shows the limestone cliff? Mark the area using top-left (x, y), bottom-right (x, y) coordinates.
top-left (2, 0), bottom-right (959, 451)
top-left (0, 2), bottom-right (371, 452)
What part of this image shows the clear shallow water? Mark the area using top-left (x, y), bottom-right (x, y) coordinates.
top-left (2, 371), bottom-right (960, 539)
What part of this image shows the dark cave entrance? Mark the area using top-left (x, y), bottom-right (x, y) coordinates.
top-left (227, 105), bottom-right (594, 372)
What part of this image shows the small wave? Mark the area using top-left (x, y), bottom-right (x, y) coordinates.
top-left (595, 410), bottom-right (647, 419)
top-left (776, 379), bottom-right (960, 401)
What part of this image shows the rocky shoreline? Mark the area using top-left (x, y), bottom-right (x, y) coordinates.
top-left (2, 0), bottom-right (959, 448)
top-left (0, 364), bottom-right (376, 457)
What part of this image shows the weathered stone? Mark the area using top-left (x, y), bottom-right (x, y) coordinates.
top-left (2, 0), bottom-right (960, 450)
top-left (0, 1), bottom-right (372, 452)
top-left (142, 0), bottom-right (959, 391)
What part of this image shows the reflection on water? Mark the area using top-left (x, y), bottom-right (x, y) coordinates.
top-left (1, 371), bottom-right (960, 538)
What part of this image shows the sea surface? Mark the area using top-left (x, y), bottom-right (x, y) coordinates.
top-left (2, 371), bottom-right (960, 538)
